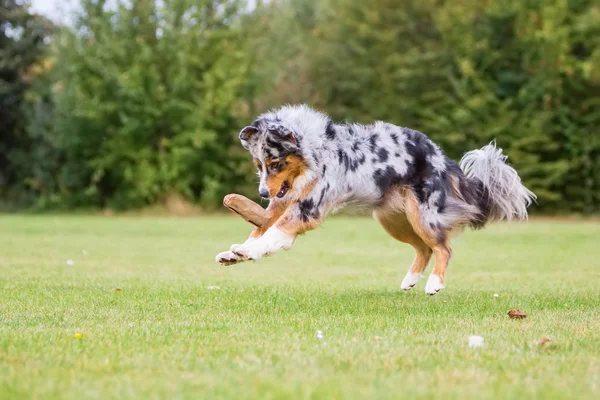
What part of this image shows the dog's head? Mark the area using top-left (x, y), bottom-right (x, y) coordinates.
top-left (239, 122), bottom-right (307, 200)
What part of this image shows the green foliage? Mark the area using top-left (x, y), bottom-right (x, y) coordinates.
top-left (0, 0), bottom-right (52, 206)
top-left (298, 0), bottom-right (599, 212)
top-left (2, 0), bottom-right (598, 212)
top-left (426, 0), bottom-right (600, 213)
top-left (45, 0), bottom-right (254, 209)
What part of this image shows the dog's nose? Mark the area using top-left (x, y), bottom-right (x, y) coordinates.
top-left (259, 188), bottom-right (270, 199)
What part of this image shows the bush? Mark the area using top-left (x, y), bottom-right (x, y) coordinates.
top-left (301, 0), bottom-right (600, 212)
top-left (18, 0), bottom-right (257, 210)
top-left (3, 0), bottom-right (599, 213)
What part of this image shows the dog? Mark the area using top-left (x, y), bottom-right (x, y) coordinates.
top-left (216, 105), bottom-right (536, 295)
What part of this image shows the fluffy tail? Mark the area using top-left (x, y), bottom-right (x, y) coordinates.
top-left (459, 141), bottom-right (536, 223)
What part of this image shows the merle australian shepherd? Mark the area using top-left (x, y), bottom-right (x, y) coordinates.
top-left (216, 105), bottom-right (536, 295)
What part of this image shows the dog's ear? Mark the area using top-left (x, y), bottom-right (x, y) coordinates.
top-left (239, 126), bottom-right (259, 149)
top-left (239, 126), bottom-right (259, 141)
top-left (267, 124), bottom-right (297, 146)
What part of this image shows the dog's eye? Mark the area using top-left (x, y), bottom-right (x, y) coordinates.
top-left (270, 161), bottom-right (281, 170)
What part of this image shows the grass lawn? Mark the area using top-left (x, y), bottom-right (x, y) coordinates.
top-left (1, 214), bottom-right (599, 399)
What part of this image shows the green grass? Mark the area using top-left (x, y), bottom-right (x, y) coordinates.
top-left (1, 215), bottom-right (599, 399)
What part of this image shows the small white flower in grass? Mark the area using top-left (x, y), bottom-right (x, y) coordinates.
top-left (468, 335), bottom-right (484, 348)
top-left (207, 285), bottom-right (220, 290)
top-left (66, 259), bottom-right (74, 266)
top-left (494, 293), bottom-right (499, 298)
top-left (82, 250), bottom-right (88, 256)
top-left (316, 330), bottom-right (324, 340)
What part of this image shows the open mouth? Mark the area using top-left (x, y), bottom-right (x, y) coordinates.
top-left (276, 181), bottom-right (290, 198)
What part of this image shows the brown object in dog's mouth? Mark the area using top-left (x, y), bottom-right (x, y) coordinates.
top-left (507, 309), bottom-right (527, 319)
top-left (223, 194), bottom-right (269, 228)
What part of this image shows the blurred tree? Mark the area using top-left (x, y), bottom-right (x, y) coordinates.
top-left (428, 0), bottom-right (600, 213)
top-left (2, 0), bottom-right (598, 213)
top-left (297, 0), bottom-right (599, 212)
top-left (244, 0), bottom-right (322, 112)
top-left (48, 0), bottom-right (255, 209)
top-left (0, 0), bottom-right (53, 206)
top-left (309, 0), bottom-right (448, 126)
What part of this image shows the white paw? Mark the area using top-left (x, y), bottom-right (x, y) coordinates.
top-left (230, 237), bottom-right (257, 253)
top-left (229, 243), bottom-right (242, 252)
top-left (215, 250), bottom-right (244, 265)
top-left (425, 274), bottom-right (445, 295)
top-left (231, 244), bottom-right (265, 261)
top-left (400, 273), bottom-right (424, 290)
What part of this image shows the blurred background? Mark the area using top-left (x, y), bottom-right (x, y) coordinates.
top-left (1, 0), bottom-right (599, 214)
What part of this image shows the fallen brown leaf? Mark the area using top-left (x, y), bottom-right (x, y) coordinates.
top-left (507, 309), bottom-right (527, 319)
top-left (538, 337), bottom-right (551, 345)
top-left (113, 287), bottom-right (121, 291)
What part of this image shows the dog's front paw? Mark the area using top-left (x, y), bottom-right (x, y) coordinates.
top-left (229, 243), bottom-right (243, 252)
top-left (233, 246), bottom-right (265, 261)
top-left (425, 274), bottom-right (445, 295)
top-left (232, 244), bottom-right (265, 261)
top-left (216, 250), bottom-right (245, 265)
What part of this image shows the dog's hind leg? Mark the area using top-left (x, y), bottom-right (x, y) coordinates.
top-left (402, 190), bottom-right (453, 295)
top-left (374, 191), bottom-right (433, 291)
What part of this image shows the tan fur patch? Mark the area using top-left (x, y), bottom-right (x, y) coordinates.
top-left (403, 190), bottom-right (437, 244)
top-left (277, 214), bottom-right (322, 236)
top-left (249, 201), bottom-right (286, 239)
top-left (403, 189), bottom-right (451, 283)
top-left (276, 177), bottom-right (321, 236)
top-left (265, 154), bottom-right (307, 198)
top-left (300, 177), bottom-right (318, 198)
top-left (449, 175), bottom-right (466, 202)
top-left (374, 193), bottom-right (432, 275)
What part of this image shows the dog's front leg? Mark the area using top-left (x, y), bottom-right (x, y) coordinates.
top-left (230, 204), bottom-right (322, 261)
top-left (216, 201), bottom-right (286, 264)
top-left (231, 225), bottom-right (296, 260)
